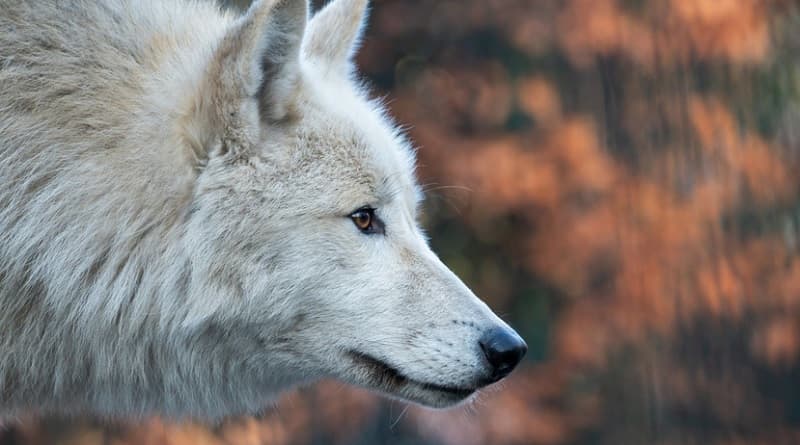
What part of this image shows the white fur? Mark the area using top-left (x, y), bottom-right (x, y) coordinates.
top-left (0, 0), bottom-right (520, 420)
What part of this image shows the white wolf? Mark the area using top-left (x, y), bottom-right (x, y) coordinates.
top-left (0, 0), bottom-right (526, 420)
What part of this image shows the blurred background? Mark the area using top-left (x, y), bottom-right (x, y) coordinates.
top-left (3, 0), bottom-right (800, 444)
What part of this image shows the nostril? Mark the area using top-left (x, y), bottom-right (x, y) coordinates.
top-left (479, 327), bottom-right (527, 383)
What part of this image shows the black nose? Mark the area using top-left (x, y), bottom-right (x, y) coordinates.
top-left (479, 327), bottom-right (527, 383)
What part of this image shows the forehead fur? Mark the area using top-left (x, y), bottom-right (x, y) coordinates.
top-left (269, 60), bottom-right (421, 212)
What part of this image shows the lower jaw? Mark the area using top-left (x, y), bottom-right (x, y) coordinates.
top-left (403, 384), bottom-right (477, 408)
top-left (346, 351), bottom-right (478, 405)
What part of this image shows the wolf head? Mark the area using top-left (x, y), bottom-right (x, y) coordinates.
top-left (179, 0), bottom-right (526, 409)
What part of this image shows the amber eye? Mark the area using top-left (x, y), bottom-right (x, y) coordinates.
top-left (349, 207), bottom-right (384, 235)
top-left (350, 208), bottom-right (373, 230)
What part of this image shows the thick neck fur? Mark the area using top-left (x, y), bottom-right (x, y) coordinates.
top-left (0, 0), bottom-right (283, 419)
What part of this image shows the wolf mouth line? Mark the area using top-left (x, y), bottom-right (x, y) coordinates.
top-left (347, 350), bottom-right (477, 398)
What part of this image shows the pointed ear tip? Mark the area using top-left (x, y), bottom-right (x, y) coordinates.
top-left (352, 0), bottom-right (371, 12)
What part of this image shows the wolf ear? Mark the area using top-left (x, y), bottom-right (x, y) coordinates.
top-left (210, 0), bottom-right (308, 123)
top-left (302, 0), bottom-right (369, 75)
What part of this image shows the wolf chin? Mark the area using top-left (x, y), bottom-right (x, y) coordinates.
top-left (0, 0), bottom-right (527, 420)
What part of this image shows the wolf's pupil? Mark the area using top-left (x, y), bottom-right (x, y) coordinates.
top-left (349, 207), bottom-right (385, 235)
top-left (352, 209), bottom-right (373, 231)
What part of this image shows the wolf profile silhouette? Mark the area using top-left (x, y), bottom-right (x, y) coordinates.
top-left (0, 0), bottom-right (526, 419)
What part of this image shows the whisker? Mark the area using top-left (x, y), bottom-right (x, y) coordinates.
top-left (389, 403), bottom-right (410, 430)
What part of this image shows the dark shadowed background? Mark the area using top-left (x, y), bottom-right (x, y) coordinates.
top-left (2, 0), bottom-right (800, 444)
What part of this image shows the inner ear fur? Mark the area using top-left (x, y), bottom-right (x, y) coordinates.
top-left (190, 0), bottom-right (309, 161)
